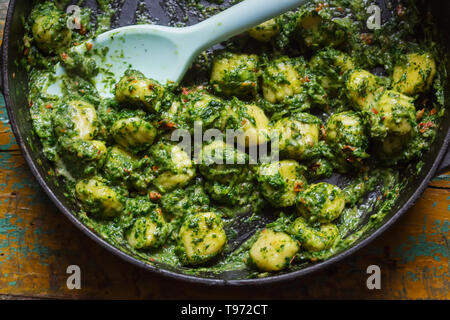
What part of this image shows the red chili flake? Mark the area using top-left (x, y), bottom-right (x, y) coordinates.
top-left (343, 145), bottom-right (356, 152)
top-left (377, 195), bottom-right (382, 201)
top-left (152, 165), bottom-right (159, 172)
top-left (149, 191), bottom-right (162, 201)
top-left (419, 121), bottom-right (435, 133)
top-left (360, 33), bottom-right (373, 45)
top-left (397, 4), bottom-right (405, 17)
top-left (148, 83), bottom-right (155, 90)
top-left (315, 3), bottom-right (324, 12)
top-left (304, 76), bottom-right (310, 83)
top-left (45, 103), bottom-right (53, 109)
top-left (107, 108), bottom-right (111, 113)
top-left (80, 24), bottom-right (87, 35)
top-left (371, 108), bottom-right (379, 115)
top-left (337, 7), bottom-right (343, 12)
top-left (85, 42), bottom-right (93, 51)
top-left (320, 125), bottom-right (327, 139)
top-left (430, 108), bottom-right (438, 115)
top-left (294, 181), bottom-right (304, 193)
top-left (241, 119), bottom-right (248, 126)
top-left (97, 149), bottom-right (102, 155)
top-left (158, 120), bottom-right (176, 130)
top-left (61, 52), bottom-right (68, 61)
top-left (182, 87), bottom-right (190, 95)
top-left (416, 109), bottom-right (425, 121)
top-left (251, 82), bottom-right (256, 87)
top-left (23, 48), bottom-right (29, 56)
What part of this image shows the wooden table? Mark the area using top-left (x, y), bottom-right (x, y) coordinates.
top-left (0, 1), bottom-right (448, 300)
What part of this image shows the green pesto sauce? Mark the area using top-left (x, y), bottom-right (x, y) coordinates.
top-left (23, 0), bottom-right (447, 278)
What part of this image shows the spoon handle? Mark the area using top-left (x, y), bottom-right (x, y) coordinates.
top-left (184, 0), bottom-right (306, 52)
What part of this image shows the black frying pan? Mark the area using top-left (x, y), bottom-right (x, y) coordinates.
top-left (2, 0), bottom-right (450, 286)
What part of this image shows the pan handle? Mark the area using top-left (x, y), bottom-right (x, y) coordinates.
top-left (437, 146), bottom-right (450, 175)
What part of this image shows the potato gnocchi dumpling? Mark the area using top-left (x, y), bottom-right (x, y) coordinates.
top-left (248, 18), bottom-right (280, 42)
top-left (291, 217), bottom-right (339, 252)
top-left (262, 56), bottom-right (306, 103)
top-left (296, 11), bottom-right (347, 49)
top-left (149, 142), bottom-right (196, 193)
top-left (296, 182), bottom-right (345, 224)
top-left (274, 113), bottom-right (321, 160)
top-left (239, 104), bottom-right (270, 147)
top-left (127, 210), bottom-right (168, 249)
top-left (257, 160), bottom-right (307, 208)
top-left (379, 133), bottom-right (412, 157)
top-left (198, 141), bottom-right (248, 184)
top-left (179, 90), bottom-right (226, 130)
top-left (310, 49), bottom-right (354, 91)
top-left (58, 138), bottom-right (107, 176)
top-left (111, 116), bottom-right (157, 151)
top-left (220, 101), bottom-right (270, 147)
top-left (53, 100), bottom-right (98, 140)
top-left (346, 70), bottom-right (383, 110)
top-left (76, 177), bottom-right (124, 219)
top-left (393, 53), bottom-right (437, 96)
top-left (115, 70), bottom-right (165, 112)
top-left (178, 212), bottom-right (227, 265)
top-left (211, 53), bottom-right (260, 98)
top-left (250, 229), bottom-right (299, 271)
top-left (103, 145), bottom-right (139, 185)
top-left (30, 2), bottom-right (72, 53)
top-left (375, 90), bottom-right (416, 136)
top-left (326, 112), bottom-right (369, 162)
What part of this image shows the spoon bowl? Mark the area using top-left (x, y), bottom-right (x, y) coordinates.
top-left (85, 0), bottom-right (305, 95)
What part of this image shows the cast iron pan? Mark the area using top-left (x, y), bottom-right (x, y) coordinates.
top-left (2, 0), bottom-right (450, 286)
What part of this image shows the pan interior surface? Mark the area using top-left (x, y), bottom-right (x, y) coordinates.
top-left (3, 0), bottom-right (450, 284)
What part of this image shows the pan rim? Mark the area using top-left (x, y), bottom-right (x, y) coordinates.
top-left (2, 0), bottom-right (450, 287)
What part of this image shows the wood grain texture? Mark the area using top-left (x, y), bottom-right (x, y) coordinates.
top-left (0, 0), bottom-right (448, 300)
